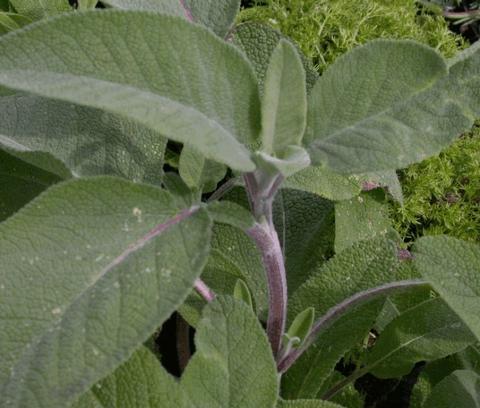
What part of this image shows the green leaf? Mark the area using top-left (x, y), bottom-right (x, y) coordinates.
top-left (181, 296), bottom-right (279, 408)
top-left (273, 189), bottom-right (334, 294)
top-left (232, 22), bottom-right (318, 94)
top-left (102, 0), bottom-right (240, 38)
top-left (0, 149), bottom-right (62, 221)
top-left (0, 11), bottom-right (259, 172)
top-left (206, 200), bottom-right (255, 230)
top-left (233, 279), bottom-right (253, 309)
top-left (283, 237), bottom-right (403, 398)
top-left (78, 297), bottom-right (277, 407)
top-left (424, 370), bottom-right (480, 407)
top-left (287, 307), bottom-right (315, 344)
top-left (261, 40), bottom-right (307, 156)
top-left (182, 0), bottom-right (240, 38)
top-left (0, 94), bottom-right (166, 183)
top-left (0, 12), bottom-right (31, 34)
top-left (283, 166), bottom-right (361, 201)
top-left (0, 177), bottom-right (212, 407)
top-left (72, 346), bottom-right (185, 408)
top-left (179, 145), bottom-right (227, 193)
top-left (9, 0), bottom-right (71, 20)
top-left (180, 223), bottom-right (268, 326)
top-left (367, 297), bottom-right (476, 379)
top-left (101, 0), bottom-right (184, 16)
top-left (410, 346), bottom-right (480, 408)
top-left (254, 146), bottom-right (310, 177)
top-left (414, 236), bottom-right (480, 341)
top-left (334, 190), bottom-right (393, 253)
top-left (78, 0), bottom-right (98, 10)
top-left (306, 39), bottom-right (469, 174)
top-left (359, 170), bottom-right (404, 203)
top-left (277, 399), bottom-right (345, 408)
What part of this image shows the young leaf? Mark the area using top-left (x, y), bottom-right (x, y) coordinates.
top-left (233, 279), bottom-right (254, 309)
top-left (0, 149), bottom-right (62, 221)
top-left (179, 145), bottom-right (227, 193)
top-left (305, 39), bottom-right (479, 174)
top-left (0, 95), bottom-right (166, 184)
top-left (367, 297), bottom-right (476, 379)
top-left (287, 307), bottom-right (315, 344)
top-left (72, 346), bottom-right (185, 408)
top-left (424, 370), bottom-right (480, 407)
top-left (283, 237), bottom-right (403, 398)
top-left (9, 0), bottom-right (71, 20)
top-left (0, 177), bottom-right (212, 407)
top-left (414, 236), bottom-right (480, 341)
top-left (0, 11), bottom-right (260, 171)
top-left (334, 190), bottom-right (393, 253)
top-left (232, 22), bottom-right (318, 94)
top-left (181, 0), bottom-right (240, 37)
top-left (206, 200), bottom-right (256, 231)
top-left (254, 146), bottom-right (311, 177)
top-left (261, 40), bottom-right (307, 156)
top-left (181, 297), bottom-right (279, 408)
top-left (283, 166), bottom-right (361, 201)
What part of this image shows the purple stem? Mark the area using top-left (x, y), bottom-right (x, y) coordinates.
top-left (194, 278), bottom-right (215, 302)
top-left (100, 206), bottom-right (199, 275)
top-left (277, 280), bottom-right (429, 373)
top-left (245, 172), bottom-right (287, 357)
top-left (179, 0), bottom-right (194, 22)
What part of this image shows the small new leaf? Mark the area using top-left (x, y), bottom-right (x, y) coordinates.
top-left (287, 307), bottom-right (315, 345)
top-left (233, 279), bottom-right (254, 310)
top-left (261, 40), bottom-right (307, 156)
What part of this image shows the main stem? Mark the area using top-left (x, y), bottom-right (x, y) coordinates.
top-left (245, 173), bottom-right (287, 358)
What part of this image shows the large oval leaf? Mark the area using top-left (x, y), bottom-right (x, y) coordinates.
top-left (305, 39), bottom-right (478, 174)
top-left (367, 297), bottom-right (476, 379)
top-left (414, 235), bottom-right (480, 342)
top-left (0, 94), bottom-right (166, 183)
top-left (0, 177), bottom-right (212, 407)
top-left (0, 11), bottom-right (259, 171)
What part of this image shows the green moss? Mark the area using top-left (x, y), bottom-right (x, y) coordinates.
top-left (391, 125), bottom-right (480, 243)
top-left (238, 0), bottom-right (465, 72)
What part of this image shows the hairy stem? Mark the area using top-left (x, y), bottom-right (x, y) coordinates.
top-left (277, 280), bottom-right (430, 373)
top-left (245, 172), bottom-right (286, 357)
top-left (206, 177), bottom-right (240, 203)
top-left (194, 278), bottom-right (215, 302)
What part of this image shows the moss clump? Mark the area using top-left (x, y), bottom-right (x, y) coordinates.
top-left (238, 0), bottom-right (465, 72)
top-left (391, 125), bottom-right (480, 243)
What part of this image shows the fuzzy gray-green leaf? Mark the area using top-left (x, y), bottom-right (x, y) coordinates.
top-left (0, 177), bottom-right (212, 408)
top-left (0, 11), bottom-right (259, 171)
top-left (414, 235), bottom-right (480, 341)
top-left (306, 40), bottom-right (467, 174)
top-left (181, 297), bottom-right (278, 408)
top-left (0, 94), bottom-right (166, 184)
top-left (261, 40), bottom-right (307, 156)
top-left (424, 370), bottom-right (480, 407)
top-left (367, 297), bottom-right (476, 379)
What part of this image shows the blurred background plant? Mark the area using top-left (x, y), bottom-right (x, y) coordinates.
top-left (239, 0), bottom-right (480, 243)
top-left (420, 0), bottom-right (480, 42)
